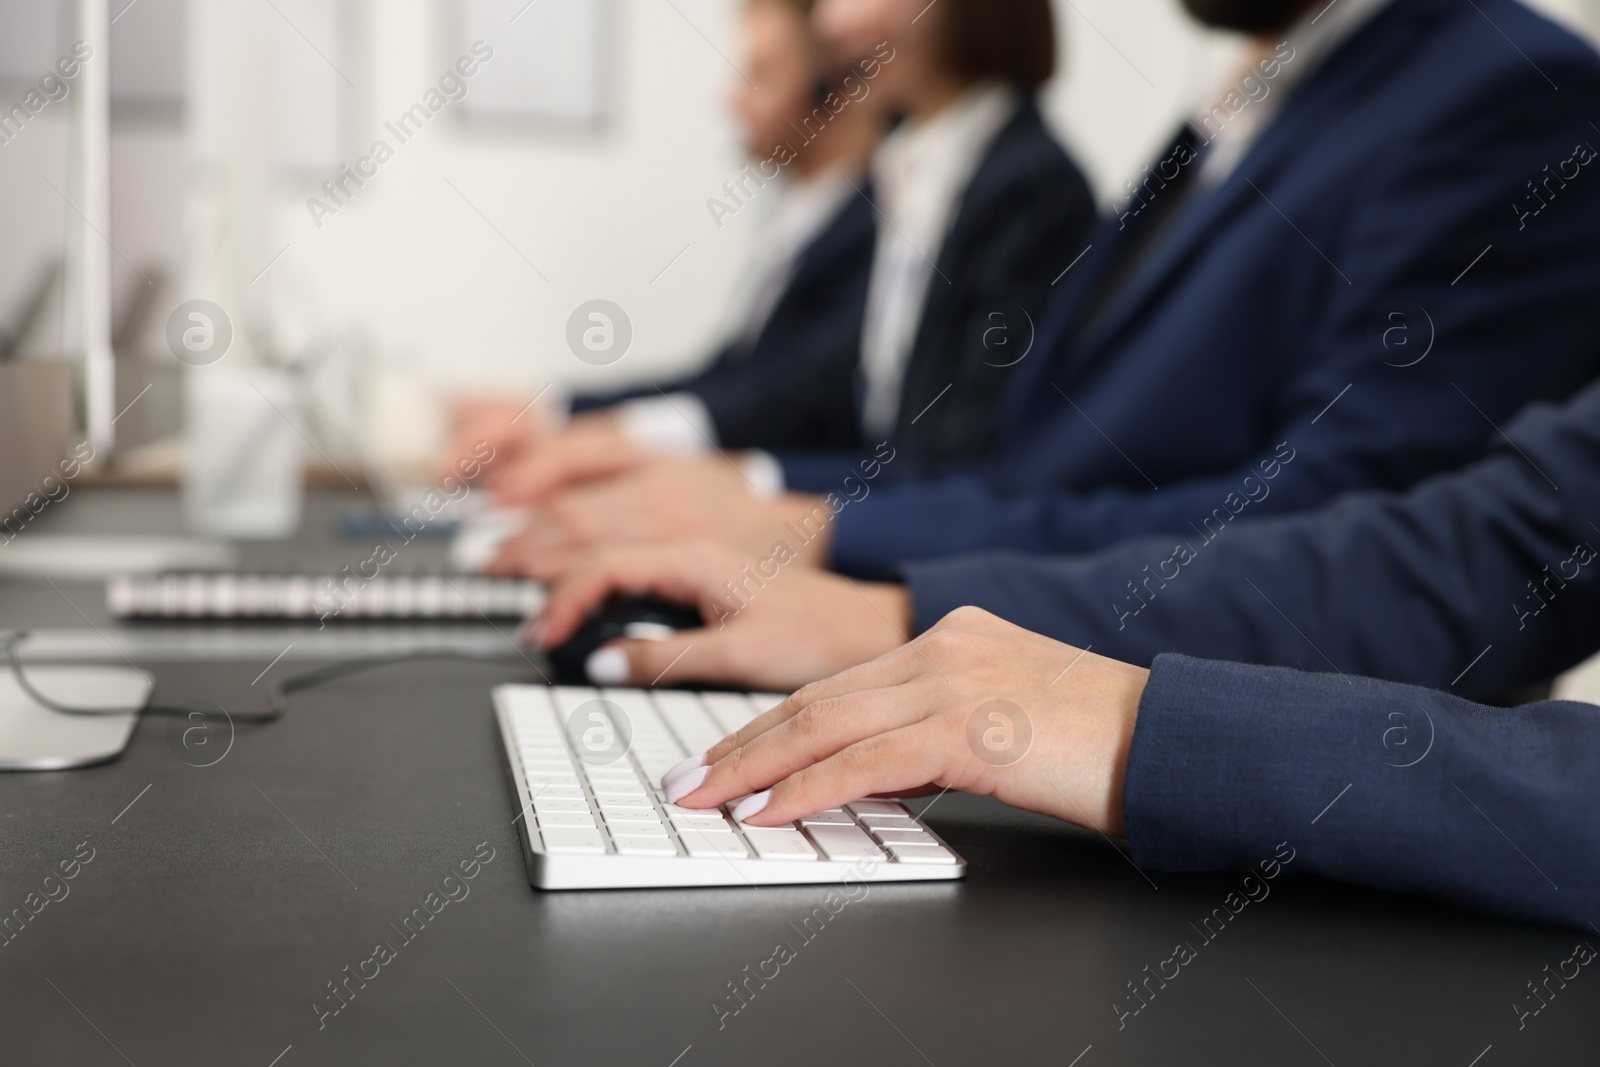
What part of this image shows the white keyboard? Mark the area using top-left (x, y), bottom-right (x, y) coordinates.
top-left (493, 685), bottom-right (965, 890)
top-left (107, 573), bottom-right (545, 621)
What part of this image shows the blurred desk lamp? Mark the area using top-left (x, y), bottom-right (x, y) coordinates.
top-left (64, 0), bottom-right (114, 458)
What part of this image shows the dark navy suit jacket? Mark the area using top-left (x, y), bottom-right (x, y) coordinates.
top-left (1128, 654), bottom-right (1599, 929)
top-left (577, 99), bottom-right (1094, 464)
top-left (804, 0), bottom-right (1600, 579)
top-left (904, 377), bottom-right (1600, 696)
top-left (570, 188), bottom-right (875, 452)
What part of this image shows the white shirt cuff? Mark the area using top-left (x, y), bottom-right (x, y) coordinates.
top-left (740, 449), bottom-right (786, 499)
top-left (616, 392), bottom-right (717, 453)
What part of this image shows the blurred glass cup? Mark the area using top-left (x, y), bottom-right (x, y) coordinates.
top-left (183, 366), bottom-right (303, 539)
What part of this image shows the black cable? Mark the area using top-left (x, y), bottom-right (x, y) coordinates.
top-left (1, 629), bottom-right (525, 724)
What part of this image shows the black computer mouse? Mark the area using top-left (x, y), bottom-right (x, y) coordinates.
top-left (547, 595), bottom-right (704, 685)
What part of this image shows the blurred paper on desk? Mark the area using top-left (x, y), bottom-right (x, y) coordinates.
top-left (183, 366), bottom-right (303, 539)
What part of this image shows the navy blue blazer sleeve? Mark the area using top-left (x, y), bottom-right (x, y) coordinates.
top-left (568, 191), bottom-right (876, 452)
top-left (827, 31), bottom-right (1600, 579)
top-left (903, 379), bottom-right (1600, 697)
top-left (1126, 653), bottom-right (1600, 929)
top-left (569, 333), bottom-right (861, 453)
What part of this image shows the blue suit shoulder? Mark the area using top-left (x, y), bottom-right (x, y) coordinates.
top-left (1392, 0), bottom-right (1600, 110)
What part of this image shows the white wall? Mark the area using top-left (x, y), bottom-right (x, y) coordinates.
top-left (261, 0), bottom-right (759, 394)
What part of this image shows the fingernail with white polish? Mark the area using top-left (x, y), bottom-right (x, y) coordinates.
top-left (731, 790), bottom-right (771, 824)
top-left (660, 754), bottom-right (706, 790)
top-left (585, 646), bottom-right (629, 686)
top-left (664, 766), bottom-right (711, 804)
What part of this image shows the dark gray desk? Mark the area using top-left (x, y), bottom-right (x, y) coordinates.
top-left (1, 490), bottom-right (1596, 1065)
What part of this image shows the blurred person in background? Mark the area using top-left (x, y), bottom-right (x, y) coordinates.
top-left (468, 0), bottom-right (1095, 541)
top-left (488, 0), bottom-right (1600, 586)
top-left (441, 0), bottom-right (886, 476)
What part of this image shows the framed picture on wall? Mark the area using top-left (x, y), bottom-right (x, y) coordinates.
top-left (0, 0), bottom-right (184, 119)
top-left (445, 0), bottom-right (614, 131)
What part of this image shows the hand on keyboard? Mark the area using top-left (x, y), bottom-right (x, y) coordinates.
top-left (530, 540), bottom-right (910, 691)
top-left (435, 394), bottom-right (553, 483)
top-left (663, 606), bottom-right (1149, 838)
top-left (485, 420), bottom-right (650, 506)
top-left (488, 464), bottom-right (829, 584)
top-left (497, 684), bottom-right (965, 886)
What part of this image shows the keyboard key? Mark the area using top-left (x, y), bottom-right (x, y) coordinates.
top-left (798, 810), bottom-right (854, 826)
top-left (534, 797), bottom-right (592, 813)
top-left (605, 811), bottom-right (667, 826)
top-left (679, 829), bottom-right (749, 859)
top-left (652, 691), bottom-right (725, 754)
top-left (584, 777), bottom-right (642, 789)
top-left (741, 827), bottom-right (818, 861)
top-left (601, 808), bottom-right (658, 822)
top-left (604, 818), bottom-right (668, 837)
top-left (586, 767), bottom-right (642, 780)
top-left (613, 836), bottom-right (678, 856)
top-left (699, 691), bottom-right (760, 734)
top-left (524, 760), bottom-right (577, 775)
top-left (886, 842), bottom-right (957, 865)
top-left (537, 811), bottom-right (597, 828)
top-left (870, 828), bottom-right (930, 844)
top-left (805, 824), bottom-right (884, 862)
top-left (597, 795), bottom-right (654, 808)
top-left (592, 783), bottom-right (646, 799)
top-left (550, 686), bottom-right (601, 710)
top-left (856, 814), bottom-right (919, 829)
top-left (670, 813), bottom-right (732, 831)
top-left (528, 784), bottom-right (586, 799)
top-left (540, 827), bottom-right (607, 854)
top-left (846, 801), bottom-right (909, 818)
